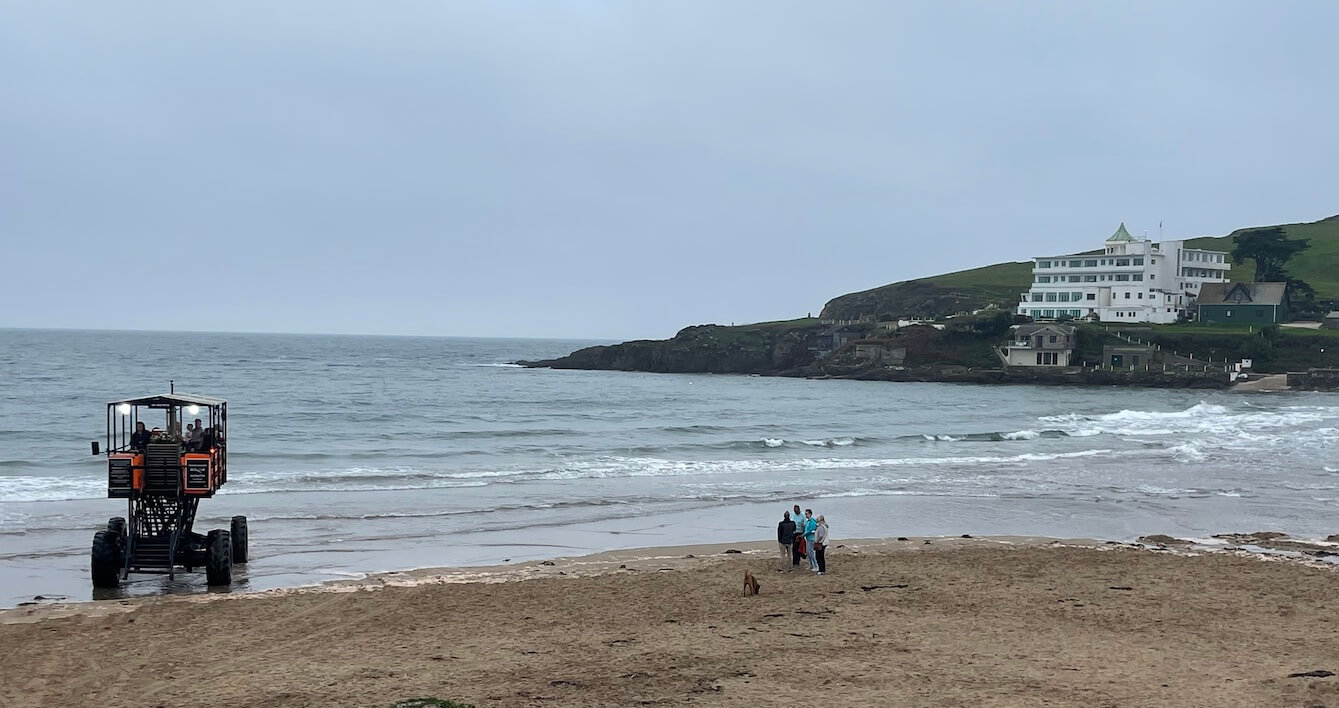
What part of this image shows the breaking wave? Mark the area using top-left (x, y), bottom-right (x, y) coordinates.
top-left (0, 448), bottom-right (1118, 503)
top-left (1038, 402), bottom-right (1339, 438)
top-left (909, 430), bottom-right (1070, 442)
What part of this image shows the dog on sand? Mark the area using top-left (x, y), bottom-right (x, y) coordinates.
top-left (743, 570), bottom-right (761, 597)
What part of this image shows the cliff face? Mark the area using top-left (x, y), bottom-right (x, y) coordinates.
top-left (521, 322), bottom-right (824, 374)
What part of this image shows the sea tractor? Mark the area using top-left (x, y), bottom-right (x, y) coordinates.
top-left (90, 388), bottom-right (247, 588)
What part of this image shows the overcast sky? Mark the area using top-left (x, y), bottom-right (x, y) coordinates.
top-left (2, 2), bottom-right (1336, 340)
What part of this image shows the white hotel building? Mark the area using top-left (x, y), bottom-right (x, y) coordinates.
top-left (1017, 224), bottom-right (1230, 324)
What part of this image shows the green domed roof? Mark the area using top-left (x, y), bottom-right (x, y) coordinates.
top-left (1106, 223), bottom-right (1136, 242)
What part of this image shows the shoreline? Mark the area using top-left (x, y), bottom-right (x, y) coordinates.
top-left (6, 531), bottom-right (1336, 625)
top-left (5, 533), bottom-right (1339, 707)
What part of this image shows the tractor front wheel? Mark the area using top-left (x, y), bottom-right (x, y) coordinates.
top-left (91, 530), bottom-right (121, 588)
top-left (107, 517), bottom-right (125, 537)
top-left (205, 530), bottom-right (233, 586)
top-left (230, 516), bottom-right (248, 564)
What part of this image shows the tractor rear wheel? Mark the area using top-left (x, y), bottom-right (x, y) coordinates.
top-left (91, 530), bottom-right (121, 588)
top-left (205, 530), bottom-right (232, 586)
top-left (107, 517), bottom-right (125, 537)
top-left (230, 516), bottom-right (249, 564)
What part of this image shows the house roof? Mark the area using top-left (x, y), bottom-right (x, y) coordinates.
top-left (1106, 222), bottom-right (1136, 242)
top-left (1325, 311), bottom-right (1339, 320)
top-left (1015, 323), bottom-right (1076, 337)
top-left (1196, 282), bottom-right (1288, 306)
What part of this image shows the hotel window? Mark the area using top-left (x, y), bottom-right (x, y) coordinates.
top-left (1086, 293), bottom-right (1096, 300)
top-left (1038, 261), bottom-right (1051, 268)
top-left (1138, 293), bottom-right (1144, 299)
top-left (1083, 275), bottom-right (1097, 282)
top-left (1084, 260), bottom-right (1098, 267)
top-left (1149, 274), bottom-right (1155, 280)
top-left (1045, 292), bottom-right (1057, 302)
top-left (1037, 275), bottom-right (1051, 283)
top-left (1132, 274), bottom-right (1143, 281)
top-left (1072, 292), bottom-right (1082, 300)
top-left (1069, 260), bottom-right (1081, 267)
top-left (1115, 274), bottom-right (1130, 281)
top-left (1124, 292), bottom-right (1131, 299)
top-left (1036, 352), bottom-right (1044, 365)
top-left (1066, 275), bottom-right (1080, 282)
top-left (1134, 258), bottom-right (1144, 265)
top-left (1058, 293), bottom-right (1071, 302)
top-left (1116, 258), bottom-right (1130, 266)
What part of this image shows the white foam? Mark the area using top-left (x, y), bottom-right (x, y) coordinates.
top-left (1039, 401), bottom-right (1339, 439)
top-left (531, 448), bottom-right (1116, 481)
top-left (1001, 429), bottom-right (1041, 440)
top-left (762, 438), bottom-right (785, 448)
top-left (1167, 443), bottom-right (1208, 463)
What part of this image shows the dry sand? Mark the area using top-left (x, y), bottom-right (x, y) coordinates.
top-left (2, 536), bottom-right (1338, 707)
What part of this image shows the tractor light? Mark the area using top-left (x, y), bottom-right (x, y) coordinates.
top-left (187, 405), bottom-right (200, 415)
top-left (117, 403), bottom-right (132, 415)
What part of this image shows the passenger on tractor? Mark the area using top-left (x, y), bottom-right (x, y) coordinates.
top-left (199, 427), bottom-right (213, 451)
top-left (130, 421), bottom-right (151, 452)
top-left (184, 422), bottom-right (201, 451)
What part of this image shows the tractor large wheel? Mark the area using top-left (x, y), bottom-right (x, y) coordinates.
top-left (230, 516), bottom-right (249, 564)
top-left (91, 531), bottom-right (121, 588)
top-left (205, 530), bottom-right (233, 586)
top-left (107, 517), bottom-right (126, 538)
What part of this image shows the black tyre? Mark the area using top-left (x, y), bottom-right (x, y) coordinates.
top-left (230, 515), bottom-right (249, 564)
top-left (205, 529), bottom-right (232, 586)
top-left (91, 530), bottom-right (121, 588)
top-left (107, 516), bottom-right (126, 537)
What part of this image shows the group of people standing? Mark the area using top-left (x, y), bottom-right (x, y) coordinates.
top-left (776, 504), bottom-right (829, 575)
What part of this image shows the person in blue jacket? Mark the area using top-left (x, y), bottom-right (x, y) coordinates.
top-left (802, 508), bottom-right (818, 571)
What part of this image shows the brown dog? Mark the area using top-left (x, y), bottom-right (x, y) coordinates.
top-left (743, 570), bottom-right (760, 597)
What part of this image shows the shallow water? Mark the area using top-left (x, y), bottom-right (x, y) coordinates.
top-left (2, 329), bottom-right (1337, 606)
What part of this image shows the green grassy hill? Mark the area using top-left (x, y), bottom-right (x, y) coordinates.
top-left (821, 214), bottom-right (1339, 320)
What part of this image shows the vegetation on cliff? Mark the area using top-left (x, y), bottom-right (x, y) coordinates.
top-left (520, 319), bottom-right (827, 374)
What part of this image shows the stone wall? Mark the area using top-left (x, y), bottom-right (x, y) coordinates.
top-left (1286, 368), bottom-right (1339, 391)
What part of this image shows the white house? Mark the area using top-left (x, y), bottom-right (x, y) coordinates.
top-left (998, 323), bottom-right (1076, 366)
top-left (1017, 223), bottom-right (1230, 324)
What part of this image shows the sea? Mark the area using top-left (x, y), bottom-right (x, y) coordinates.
top-left (2, 329), bottom-right (1338, 607)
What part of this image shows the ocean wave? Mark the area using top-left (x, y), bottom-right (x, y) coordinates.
top-left (750, 437), bottom-right (860, 449)
top-left (0, 448), bottom-right (1121, 502)
top-left (1038, 401), bottom-right (1339, 438)
top-left (908, 430), bottom-right (1069, 442)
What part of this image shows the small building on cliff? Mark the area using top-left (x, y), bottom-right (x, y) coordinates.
top-left (1195, 282), bottom-right (1290, 324)
top-left (998, 324), bottom-right (1076, 366)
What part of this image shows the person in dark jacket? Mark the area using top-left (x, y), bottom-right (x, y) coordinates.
top-left (777, 511), bottom-right (797, 571)
top-left (791, 504), bottom-right (805, 569)
top-left (129, 421), bottom-right (150, 452)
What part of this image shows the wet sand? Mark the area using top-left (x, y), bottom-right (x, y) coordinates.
top-left (2, 536), bottom-right (1338, 707)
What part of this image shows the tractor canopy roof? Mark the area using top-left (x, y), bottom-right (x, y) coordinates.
top-left (111, 393), bottom-right (227, 409)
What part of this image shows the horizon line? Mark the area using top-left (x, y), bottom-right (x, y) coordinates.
top-left (0, 325), bottom-right (628, 342)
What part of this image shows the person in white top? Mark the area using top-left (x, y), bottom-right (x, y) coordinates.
top-left (813, 515), bottom-right (830, 575)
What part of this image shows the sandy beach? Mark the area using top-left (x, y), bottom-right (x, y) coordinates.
top-left (2, 536), bottom-right (1338, 707)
